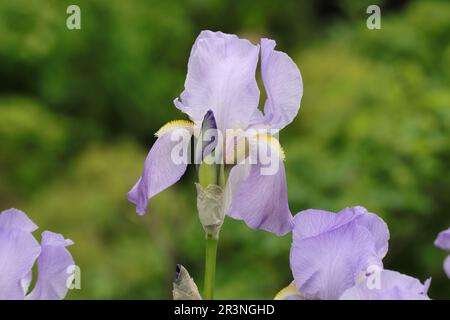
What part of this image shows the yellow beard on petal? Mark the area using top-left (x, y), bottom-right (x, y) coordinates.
top-left (274, 283), bottom-right (303, 300)
top-left (155, 120), bottom-right (194, 137)
top-left (255, 134), bottom-right (286, 161)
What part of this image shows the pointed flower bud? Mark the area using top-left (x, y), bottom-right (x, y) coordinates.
top-left (172, 264), bottom-right (202, 300)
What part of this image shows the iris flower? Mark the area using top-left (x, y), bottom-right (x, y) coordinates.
top-left (275, 206), bottom-right (431, 300)
top-left (434, 227), bottom-right (450, 279)
top-left (128, 30), bottom-right (302, 236)
top-left (0, 208), bottom-right (74, 300)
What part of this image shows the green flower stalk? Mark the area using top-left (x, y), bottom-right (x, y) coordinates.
top-left (197, 160), bottom-right (226, 299)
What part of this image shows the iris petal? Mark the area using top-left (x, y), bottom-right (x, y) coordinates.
top-left (0, 208), bottom-right (38, 232)
top-left (291, 220), bottom-right (381, 300)
top-left (226, 160), bottom-right (293, 236)
top-left (340, 207), bottom-right (389, 259)
top-left (444, 255), bottom-right (450, 279)
top-left (340, 269), bottom-right (431, 300)
top-left (290, 207), bottom-right (388, 300)
top-left (175, 30), bottom-right (260, 131)
top-left (260, 38), bottom-right (303, 130)
top-left (225, 136), bottom-right (293, 236)
top-left (0, 209), bottom-right (41, 300)
top-left (434, 227), bottom-right (450, 251)
top-left (128, 121), bottom-right (193, 215)
top-left (26, 231), bottom-right (75, 300)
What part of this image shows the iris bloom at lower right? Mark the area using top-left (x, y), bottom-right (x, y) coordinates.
top-left (276, 206), bottom-right (431, 300)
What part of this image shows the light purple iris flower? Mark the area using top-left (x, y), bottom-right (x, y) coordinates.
top-left (128, 30), bottom-right (303, 236)
top-left (434, 227), bottom-right (450, 279)
top-left (0, 208), bottom-right (74, 300)
top-left (288, 206), bottom-right (431, 300)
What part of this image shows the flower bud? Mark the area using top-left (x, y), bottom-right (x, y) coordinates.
top-left (172, 264), bottom-right (202, 300)
top-left (195, 183), bottom-right (225, 239)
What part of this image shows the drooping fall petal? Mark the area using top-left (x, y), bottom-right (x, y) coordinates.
top-left (128, 121), bottom-right (193, 215)
top-left (225, 135), bottom-right (293, 236)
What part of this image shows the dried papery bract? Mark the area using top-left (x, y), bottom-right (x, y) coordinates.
top-left (172, 264), bottom-right (202, 300)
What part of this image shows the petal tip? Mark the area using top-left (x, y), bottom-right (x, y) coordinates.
top-left (0, 208), bottom-right (39, 232)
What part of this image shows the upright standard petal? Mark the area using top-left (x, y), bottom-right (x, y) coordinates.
top-left (193, 30), bottom-right (239, 46)
top-left (175, 31), bottom-right (260, 131)
top-left (340, 269), bottom-right (431, 300)
top-left (292, 206), bottom-right (389, 259)
top-left (0, 209), bottom-right (41, 300)
top-left (26, 231), bottom-right (75, 300)
top-left (291, 220), bottom-right (381, 300)
top-left (260, 38), bottom-right (303, 130)
top-left (128, 121), bottom-right (193, 215)
top-left (290, 207), bottom-right (387, 300)
top-left (291, 207), bottom-right (363, 241)
top-left (225, 135), bottom-right (293, 236)
top-left (342, 207), bottom-right (390, 259)
top-left (434, 227), bottom-right (450, 251)
top-left (0, 208), bottom-right (38, 232)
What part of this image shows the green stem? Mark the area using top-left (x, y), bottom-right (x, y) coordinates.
top-left (203, 234), bottom-right (218, 300)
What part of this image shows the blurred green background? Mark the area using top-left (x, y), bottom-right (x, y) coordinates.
top-left (0, 0), bottom-right (449, 299)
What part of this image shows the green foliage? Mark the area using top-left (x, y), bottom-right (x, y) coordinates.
top-left (0, 0), bottom-right (449, 299)
top-left (284, 1), bottom-right (450, 297)
top-left (0, 97), bottom-right (70, 198)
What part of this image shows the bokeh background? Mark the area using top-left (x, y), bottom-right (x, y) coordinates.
top-left (0, 0), bottom-right (449, 299)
